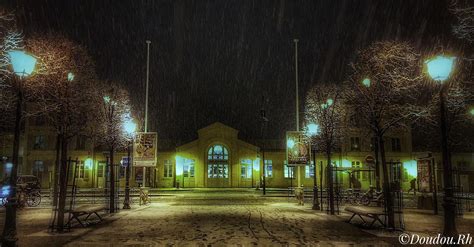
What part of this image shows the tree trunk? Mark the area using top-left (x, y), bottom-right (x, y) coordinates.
top-left (56, 135), bottom-right (69, 231)
top-left (52, 134), bottom-right (61, 207)
top-left (327, 150), bottom-right (335, 215)
top-left (109, 147), bottom-right (115, 213)
top-left (373, 136), bottom-right (381, 191)
top-left (378, 134), bottom-right (395, 228)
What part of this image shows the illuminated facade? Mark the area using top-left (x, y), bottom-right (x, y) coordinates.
top-left (0, 120), bottom-right (472, 192)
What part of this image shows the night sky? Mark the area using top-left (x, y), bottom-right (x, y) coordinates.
top-left (9, 0), bottom-right (459, 146)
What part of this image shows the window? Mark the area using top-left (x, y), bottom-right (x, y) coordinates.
top-left (370, 137), bottom-right (377, 151)
top-left (33, 135), bottom-right (45, 150)
top-left (35, 116), bottom-right (45, 126)
top-left (305, 161), bottom-right (315, 178)
top-left (164, 160), bottom-right (173, 178)
top-left (349, 114), bottom-right (360, 127)
top-left (350, 137), bottom-right (360, 151)
top-left (391, 163), bottom-right (402, 182)
top-left (183, 159), bottom-right (195, 178)
top-left (75, 161), bottom-right (89, 179)
top-left (76, 135), bottom-right (86, 150)
top-left (97, 162), bottom-right (105, 177)
top-left (207, 145), bottom-right (229, 178)
top-left (241, 159), bottom-right (252, 178)
top-left (284, 161), bottom-right (294, 178)
top-left (264, 160), bottom-right (273, 178)
top-left (352, 161), bottom-right (361, 179)
top-left (32, 160), bottom-right (44, 180)
top-left (207, 145), bottom-right (228, 160)
top-left (208, 164), bottom-right (229, 178)
top-left (391, 138), bottom-right (401, 152)
top-left (456, 161), bottom-right (469, 171)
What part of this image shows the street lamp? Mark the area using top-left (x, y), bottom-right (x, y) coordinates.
top-left (362, 78), bottom-right (371, 87)
top-left (2, 50), bottom-right (36, 246)
top-left (306, 123), bottom-right (320, 210)
top-left (122, 116), bottom-right (136, 209)
top-left (425, 55), bottom-right (457, 238)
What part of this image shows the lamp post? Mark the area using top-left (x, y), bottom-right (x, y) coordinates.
top-left (122, 117), bottom-right (136, 209)
top-left (307, 123), bottom-right (320, 210)
top-left (425, 55), bottom-right (457, 238)
top-left (2, 50), bottom-right (36, 247)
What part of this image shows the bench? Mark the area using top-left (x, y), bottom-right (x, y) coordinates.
top-left (67, 205), bottom-right (107, 227)
top-left (345, 206), bottom-right (386, 228)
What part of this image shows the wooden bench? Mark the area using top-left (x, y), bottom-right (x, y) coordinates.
top-left (67, 205), bottom-right (107, 227)
top-left (345, 206), bottom-right (386, 228)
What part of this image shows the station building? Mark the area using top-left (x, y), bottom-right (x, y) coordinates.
top-left (0, 119), bottom-right (473, 193)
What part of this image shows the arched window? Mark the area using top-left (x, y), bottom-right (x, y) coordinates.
top-left (207, 145), bottom-right (228, 161)
top-left (207, 145), bottom-right (229, 178)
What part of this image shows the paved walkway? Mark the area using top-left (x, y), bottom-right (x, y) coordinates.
top-left (0, 190), bottom-right (472, 246)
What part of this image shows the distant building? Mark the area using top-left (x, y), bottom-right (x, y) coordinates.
top-left (0, 118), bottom-right (472, 192)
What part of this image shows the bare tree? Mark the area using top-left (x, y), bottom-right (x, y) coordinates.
top-left (25, 33), bottom-right (98, 231)
top-left (305, 83), bottom-right (346, 215)
top-left (0, 9), bottom-right (24, 247)
top-left (94, 81), bottom-right (132, 213)
top-left (0, 9), bottom-right (22, 131)
top-left (346, 41), bottom-right (423, 229)
top-left (450, 0), bottom-right (474, 43)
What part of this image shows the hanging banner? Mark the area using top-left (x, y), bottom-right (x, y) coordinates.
top-left (286, 131), bottom-right (310, 166)
top-left (133, 132), bottom-right (157, 167)
top-left (417, 159), bottom-right (431, 192)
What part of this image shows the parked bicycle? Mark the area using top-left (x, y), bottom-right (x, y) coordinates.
top-left (359, 186), bottom-right (383, 206)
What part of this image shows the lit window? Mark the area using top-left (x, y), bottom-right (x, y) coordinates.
top-left (75, 161), bottom-right (89, 180)
top-left (284, 161), bottom-right (294, 178)
top-left (305, 161), bottom-right (315, 178)
top-left (184, 159), bottom-right (195, 178)
top-left (207, 145), bottom-right (229, 178)
top-left (164, 160), bottom-right (173, 178)
top-left (352, 161), bottom-right (361, 179)
top-left (241, 159), bottom-right (252, 178)
top-left (33, 135), bottom-right (45, 150)
top-left (265, 160), bottom-right (272, 178)
top-left (32, 160), bottom-right (44, 181)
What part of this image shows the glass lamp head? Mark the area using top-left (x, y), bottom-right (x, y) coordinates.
top-left (425, 55), bottom-right (456, 82)
top-left (7, 50), bottom-right (37, 78)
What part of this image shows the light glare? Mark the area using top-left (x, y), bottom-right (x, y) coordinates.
top-left (425, 55), bottom-right (456, 82)
top-left (7, 50), bottom-right (37, 78)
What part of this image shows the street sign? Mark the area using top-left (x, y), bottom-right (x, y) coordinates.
top-left (120, 156), bottom-right (130, 167)
top-left (365, 155), bottom-right (375, 164)
top-left (286, 131), bottom-right (310, 166)
top-left (133, 132), bottom-right (157, 167)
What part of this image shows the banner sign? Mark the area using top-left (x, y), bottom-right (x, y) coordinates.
top-left (286, 131), bottom-right (310, 166)
top-left (133, 132), bottom-right (157, 167)
top-left (417, 159), bottom-right (432, 192)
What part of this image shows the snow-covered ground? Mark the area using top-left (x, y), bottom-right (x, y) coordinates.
top-left (1, 190), bottom-right (473, 246)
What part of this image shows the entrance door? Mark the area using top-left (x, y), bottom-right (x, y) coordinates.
top-left (183, 159), bottom-right (195, 187)
top-left (460, 175), bottom-right (469, 192)
top-left (97, 161), bottom-right (106, 188)
top-left (240, 159), bottom-right (253, 187)
top-left (206, 145), bottom-right (230, 187)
